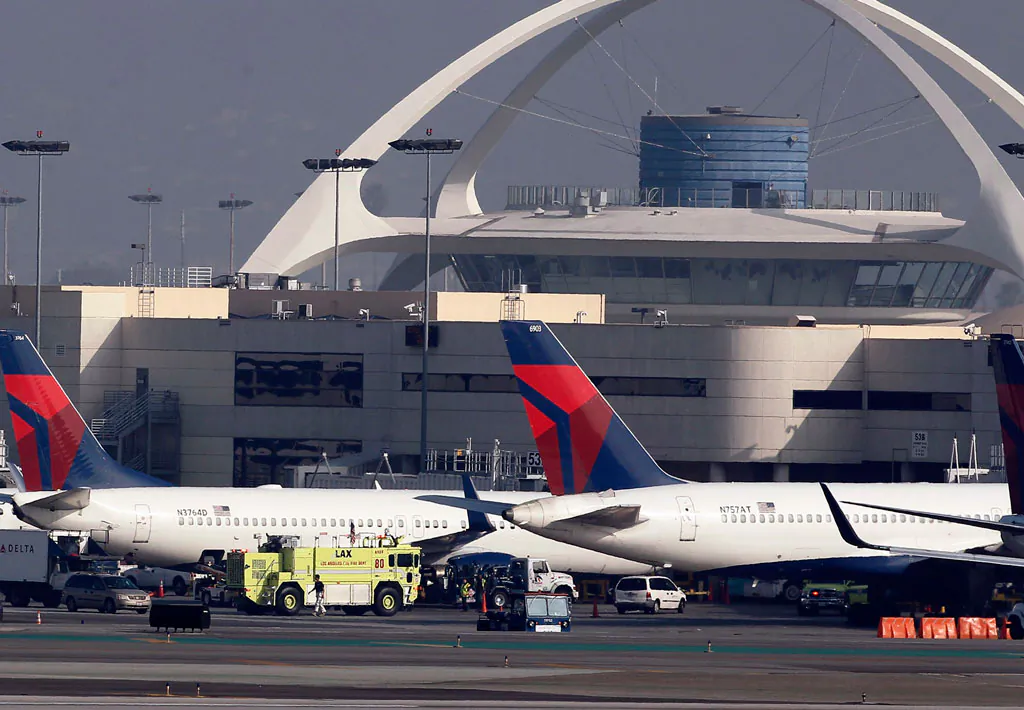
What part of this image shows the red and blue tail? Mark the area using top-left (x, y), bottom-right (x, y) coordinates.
top-left (991, 334), bottom-right (1024, 515)
top-left (500, 320), bottom-right (682, 495)
top-left (0, 331), bottom-right (169, 490)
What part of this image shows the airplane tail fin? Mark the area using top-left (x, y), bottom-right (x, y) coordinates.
top-left (990, 334), bottom-right (1024, 515)
top-left (499, 320), bottom-right (681, 495)
top-left (0, 331), bottom-right (169, 490)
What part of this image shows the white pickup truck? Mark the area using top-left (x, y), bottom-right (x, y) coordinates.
top-left (486, 557), bottom-right (577, 609)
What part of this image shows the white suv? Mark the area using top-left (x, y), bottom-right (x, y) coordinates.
top-left (614, 576), bottom-right (686, 614)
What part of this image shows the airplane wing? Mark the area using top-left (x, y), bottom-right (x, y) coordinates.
top-left (821, 483), bottom-right (1024, 569)
top-left (838, 498), bottom-right (1024, 535)
top-left (415, 494), bottom-right (513, 516)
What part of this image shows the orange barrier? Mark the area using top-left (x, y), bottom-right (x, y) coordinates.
top-left (877, 617), bottom-right (917, 638)
top-left (921, 617), bottom-right (958, 639)
top-left (957, 617), bottom-right (999, 639)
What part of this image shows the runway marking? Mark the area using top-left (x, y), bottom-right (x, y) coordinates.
top-left (4, 631), bottom-right (1024, 661)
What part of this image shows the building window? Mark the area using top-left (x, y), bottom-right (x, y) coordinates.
top-left (792, 390), bottom-right (861, 410)
top-left (234, 352), bottom-right (363, 407)
top-left (402, 372), bottom-right (706, 398)
top-left (867, 391), bottom-right (971, 412)
top-left (591, 376), bottom-right (706, 398)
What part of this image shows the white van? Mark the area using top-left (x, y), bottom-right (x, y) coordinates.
top-left (613, 576), bottom-right (686, 614)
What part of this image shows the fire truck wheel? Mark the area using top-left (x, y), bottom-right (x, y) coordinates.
top-left (172, 577), bottom-right (188, 597)
top-left (201, 590), bottom-right (212, 607)
top-left (275, 587), bottom-right (302, 616)
top-left (373, 586), bottom-right (400, 617)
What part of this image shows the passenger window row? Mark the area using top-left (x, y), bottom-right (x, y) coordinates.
top-left (176, 515), bottom-right (456, 529)
top-left (717, 511), bottom-right (993, 525)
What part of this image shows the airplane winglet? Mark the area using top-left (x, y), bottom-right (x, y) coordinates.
top-left (820, 483), bottom-right (886, 552)
top-left (461, 474), bottom-right (495, 533)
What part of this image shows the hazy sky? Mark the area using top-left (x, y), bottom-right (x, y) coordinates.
top-left (2, 0), bottom-right (1024, 296)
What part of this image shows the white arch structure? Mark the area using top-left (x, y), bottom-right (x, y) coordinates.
top-left (243, 0), bottom-right (1024, 281)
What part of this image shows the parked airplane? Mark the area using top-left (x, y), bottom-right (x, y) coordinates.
top-left (0, 330), bottom-right (651, 576)
top-left (822, 333), bottom-right (1024, 567)
top-left (421, 321), bottom-right (1013, 599)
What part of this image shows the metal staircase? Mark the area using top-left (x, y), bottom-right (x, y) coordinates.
top-left (89, 390), bottom-right (180, 477)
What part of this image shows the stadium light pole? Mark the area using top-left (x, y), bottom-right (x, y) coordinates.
top-left (387, 134), bottom-right (462, 474)
top-left (301, 154), bottom-right (377, 291)
top-left (2, 133), bottom-right (70, 347)
top-left (0, 194), bottom-right (26, 286)
top-left (218, 195), bottom-right (253, 280)
top-left (128, 189), bottom-right (163, 284)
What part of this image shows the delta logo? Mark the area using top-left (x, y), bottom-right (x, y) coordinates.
top-left (0, 543), bottom-right (35, 554)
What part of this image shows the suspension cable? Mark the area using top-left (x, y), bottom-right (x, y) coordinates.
top-left (748, 20), bottom-right (836, 117)
top-left (535, 95), bottom-right (638, 157)
top-left (583, 41), bottom-right (637, 154)
top-left (812, 44), bottom-right (866, 157)
top-left (810, 21), bottom-right (837, 151)
top-left (618, 21), bottom-right (638, 149)
top-left (573, 16), bottom-right (708, 157)
top-left (813, 94), bottom-right (920, 156)
top-left (452, 88), bottom-right (704, 157)
top-left (813, 98), bottom-right (992, 159)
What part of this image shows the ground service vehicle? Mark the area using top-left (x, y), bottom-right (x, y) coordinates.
top-left (798, 583), bottom-right (848, 616)
top-left (195, 578), bottom-right (235, 608)
top-left (614, 575), bottom-right (687, 614)
top-left (486, 557), bottom-right (576, 609)
top-left (0, 530), bottom-right (85, 608)
top-left (227, 538), bottom-right (421, 617)
top-left (477, 592), bottom-right (572, 632)
top-left (123, 565), bottom-right (191, 597)
top-left (62, 573), bottom-right (151, 614)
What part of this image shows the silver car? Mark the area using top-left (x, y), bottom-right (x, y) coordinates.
top-left (62, 574), bottom-right (151, 614)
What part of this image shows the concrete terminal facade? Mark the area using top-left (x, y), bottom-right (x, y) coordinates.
top-left (0, 286), bottom-right (1003, 488)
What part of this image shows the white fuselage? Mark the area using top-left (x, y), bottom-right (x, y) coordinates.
top-left (11, 486), bottom-right (652, 575)
top-left (508, 482), bottom-right (1011, 572)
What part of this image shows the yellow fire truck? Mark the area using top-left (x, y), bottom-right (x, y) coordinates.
top-left (227, 537), bottom-right (421, 617)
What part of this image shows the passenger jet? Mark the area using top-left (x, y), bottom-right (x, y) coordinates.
top-left (421, 321), bottom-right (1017, 591)
top-left (0, 330), bottom-right (650, 576)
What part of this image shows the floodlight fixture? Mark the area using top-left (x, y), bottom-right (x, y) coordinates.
top-left (387, 138), bottom-right (463, 154)
top-left (999, 143), bottom-right (1024, 158)
top-left (302, 154), bottom-right (377, 290)
top-left (2, 140), bottom-right (70, 156)
top-left (2, 132), bottom-right (70, 347)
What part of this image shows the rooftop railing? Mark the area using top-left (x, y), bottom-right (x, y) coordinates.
top-left (505, 185), bottom-right (941, 213)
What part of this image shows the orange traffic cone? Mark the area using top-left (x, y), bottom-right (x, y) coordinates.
top-left (592, 599), bottom-right (600, 618)
top-left (157, 580), bottom-right (164, 598)
top-left (481, 592), bottom-right (488, 614)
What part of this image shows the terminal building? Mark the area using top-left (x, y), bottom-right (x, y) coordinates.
top-left (4, 1), bottom-right (1024, 490)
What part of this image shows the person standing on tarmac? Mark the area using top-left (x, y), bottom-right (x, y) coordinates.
top-left (460, 579), bottom-right (471, 611)
top-left (313, 574), bottom-right (326, 617)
